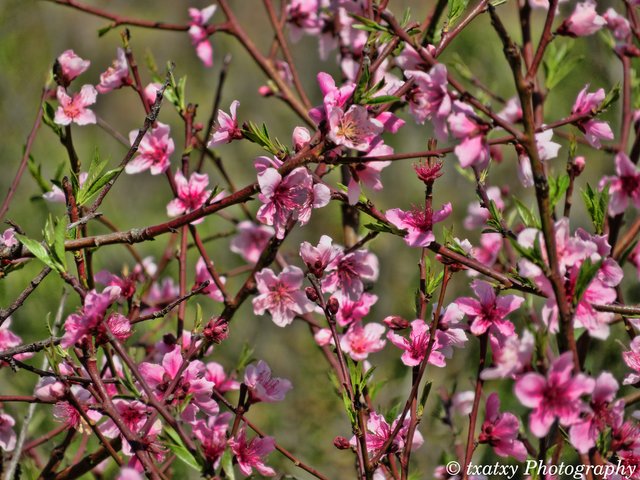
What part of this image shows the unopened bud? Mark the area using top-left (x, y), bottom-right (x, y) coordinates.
top-left (162, 333), bottom-right (176, 346)
top-left (305, 287), bottom-right (319, 302)
top-left (572, 156), bottom-right (586, 176)
top-left (326, 297), bottom-right (340, 315)
top-left (333, 436), bottom-right (350, 450)
top-left (203, 317), bottom-right (229, 344)
top-left (383, 315), bottom-right (409, 331)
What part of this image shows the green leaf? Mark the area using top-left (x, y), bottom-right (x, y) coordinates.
top-left (164, 427), bottom-right (203, 471)
top-left (15, 234), bottom-right (57, 271)
top-left (242, 121), bottom-right (289, 158)
top-left (418, 381), bottom-right (432, 418)
top-left (97, 23), bottom-right (115, 37)
top-left (42, 102), bottom-right (63, 137)
top-left (543, 40), bottom-right (584, 90)
top-left (549, 174), bottom-right (570, 210)
top-left (447, 0), bottom-right (470, 27)
top-left (596, 82), bottom-right (621, 114)
top-left (236, 343), bottom-right (255, 372)
top-left (52, 217), bottom-right (67, 271)
top-left (349, 14), bottom-right (390, 33)
top-left (513, 198), bottom-right (540, 229)
top-left (220, 449), bottom-right (236, 480)
top-left (574, 258), bottom-right (603, 305)
top-left (361, 95), bottom-right (401, 106)
top-left (581, 183), bottom-right (609, 235)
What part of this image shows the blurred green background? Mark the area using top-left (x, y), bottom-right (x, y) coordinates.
top-left (0, 0), bottom-right (637, 478)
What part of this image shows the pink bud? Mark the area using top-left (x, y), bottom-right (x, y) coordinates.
top-left (383, 315), bottom-right (410, 330)
top-left (326, 297), bottom-right (340, 315)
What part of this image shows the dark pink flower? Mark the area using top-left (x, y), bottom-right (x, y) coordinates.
top-left (327, 105), bottom-right (383, 152)
top-left (256, 167), bottom-right (330, 239)
top-left (244, 360), bottom-right (292, 403)
top-left (205, 362), bottom-right (240, 393)
top-left (299, 234), bottom-right (340, 277)
top-left (61, 287), bottom-right (122, 348)
top-left (515, 352), bottom-right (595, 437)
top-left (333, 291), bottom-right (378, 327)
top-left (194, 257), bottom-right (226, 302)
top-left (405, 64), bottom-right (451, 140)
top-left (189, 5), bottom-right (216, 67)
top-left (94, 270), bottom-right (137, 299)
top-left (479, 393), bottom-right (527, 461)
top-left (252, 266), bottom-right (314, 327)
top-left (125, 122), bottom-right (174, 175)
top-left (100, 400), bottom-right (161, 456)
top-left (340, 323), bottom-right (386, 361)
top-left (387, 319), bottom-right (446, 367)
top-left (0, 413), bottom-right (16, 452)
top-left (166, 171), bottom-right (217, 223)
top-left (208, 100), bottom-right (243, 146)
top-left (350, 411), bottom-right (423, 458)
top-left (53, 386), bottom-right (102, 431)
top-left (138, 346), bottom-right (218, 422)
top-left (387, 203), bottom-right (452, 248)
top-left (455, 280), bottom-right (524, 339)
top-left (193, 413), bottom-right (232, 467)
top-left (623, 336), bottom-right (640, 385)
top-left (322, 248), bottom-right (379, 300)
top-left (559, 0), bottom-right (606, 37)
top-left (54, 85), bottom-right (97, 126)
top-left (56, 49), bottom-right (90, 85)
top-left (599, 152), bottom-right (640, 216)
top-left (230, 426), bottom-right (276, 477)
top-left (230, 221), bottom-right (274, 263)
top-left (309, 72), bottom-right (355, 124)
top-left (0, 228), bottom-right (18, 249)
top-left (96, 48), bottom-right (131, 93)
top-left (569, 372), bottom-right (624, 453)
top-left (571, 85), bottom-right (614, 148)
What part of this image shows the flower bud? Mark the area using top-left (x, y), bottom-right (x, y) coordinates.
top-left (326, 297), bottom-right (340, 315)
top-left (333, 436), bottom-right (350, 450)
top-left (203, 317), bottom-right (229, 344)
top-left (383, 315), bottom-right (409, 331)
top-left (305, 287), bottom-right (319, 303)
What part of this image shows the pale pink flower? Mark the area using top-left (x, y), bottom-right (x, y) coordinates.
top-left (333, 291), bottom-right (378, 327)
top-left (0, 413), bottom-right (16, 451)
top-left (205, 362), bottom-right (240, 393)
top-left (166, 171), bottom-right (217, 224)
top-left (125, 122), bottom-right (174, 175)
top-left (194, 257), bottom-right (226, 302)
top-left (529, 0), bottom-right (568, 9)
top-left (455, 280), bottom-right (524, 339)
top-left (350, 411), bottom-right (423, 458)
top-left (451, 391), bottom-right (475, 416)
top-left (559, 0), bottom-right (606, 37)
top-left (497, 97), bottom-right (522, 123)
top-left (571, 85), bottom-right (614, 148)
top-left (208, 100), bottom-right (242, 146)
top-left (256, 167), bottom-right (330, 239)
top-left (244, 360), bottom-right (292, 403)
top-left (286, 0), bottom-right (322, 42)
top-left (405, 64), bottom-right (451, 140)
top-left (43, 172), bottom-right (88, 203)
top-left (327, 105), bottom-right (383, 152)
top-left (143, 82), bottom-right (162, 106)
top-left (193, 413), bottom-right (232, 467)
top-left (322, 248), bottom-right (379, 300)
top-left (448, 101), bottom-right (490, 168)
top-left (299, 234), bottom-right (340, 277)
top-left (623, 337), bottom-right (640, 385)
top-left (387, 319), bottom-right (446, 367)
top-left (54, 85), bottom-right (97, 126)
top-left (515, 352), bottom-right (595, 437)
top-left (230, 427), bottom-right (276, 477)
top-left (479, 393), bottom-right (527, 461)
top-left (100, 400), bottom-right (161, 456)
top-left (230, 221), bottom-right (274, 263)
top-left (115, 468), bottom-right (143, 480)
top-left (0, 228), bottom-right (18, 249)
top-left (56, 49), bottom-right (90, 85)
top-left (144, 277), bottom-right (179, 313)
top-left (189, 5), bottom-right (216, 67)
top-left (96, 48), bottom-right (131, 93)
top-left (253, 266), bottom-right (314, 327)
top-left (604, 8), bottom-right (631, 40)
top-left (569, 372), bottom-right (624, 453)
top-left (599, 152), bottom-right (640, 216)
top-left (0, 318), bottom-right (32, 363)
top-left (435, 303), bottom-right (469, 359)
top-left (138, 346), bottom-right (218, 422)
top-left (464, 186), bottom-right (503, 230)
top-left (481, 330), bottom-right (534, 380)
top-left (387, 203), bottom-right (452, 248)
top-left (517, 129), bottom-right (562, 187)
top-left (470, 233), bottom-right (502, 274)
top-left (340, 323), bottom-right (386, 361)
top-left (347, 142), bottom-right (392, 205)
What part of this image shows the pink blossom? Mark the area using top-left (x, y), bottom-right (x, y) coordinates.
top-left (125, 122), bottom-right (174, 175)
top-left (350, 411), bottom-right (424, 458)
top-left (166, 170), bottom-right (216, 223)
top-left (0, 318), bottom-right (32, 363)
top-left (256, 167), bottom-right (330, 239)
top-left (448, 101), bottom-right (490, 168)
top-left (623, 336), bottom-right (640, 385)
top-left (386, 203), bottom-right (452, 248)
top-left (230, 221), bottom-right (274, 263)
top-left (54, 85), bottom-right (97, 126)
top-left (100, 400), bottom-right (161, 456)
top-left (94, 270), bottom-right (137, 300)
top-left (470, 233), bottom-right (502, 274)
top-left (193, 413), bottom-right (232, 467)
top-left (481, 330), bottom-right (534, 380)
top-left (144, 277), bottom-right (179, 313)
top-left (569, 372), bottom-right (624, 453)
top-left (205, 362), bottom-right (240, 393)
top-left (455, 280), bottom-right (524, 339)
top-left (194, 257), bottom-right (226, 302)
top-left (340, 323), bottom-right (386, 361)
top-left (479, 393), bottom-right (527, 461)
top-left (253, 266), bottom-right (314, 327)
top-left (56, 50), bottom-right (90, 85)
top-left (309, 72), bottom-right (355, 124)
top-left (604, 8), bottom-right (631, 40)
top-left (346, 142), bottom-right (392, 205)
top-left (571, 85), bottom-right (614, 148)
top-left (299, 234), bottom-right (340, 277)
top-left (327, 105), bottom-right (383, 152)
top-left (292, 126), bottom-right (311, 151)
top-left (497, 97), bottom-right (522, 123)
top-left (599, 153), bottom-right (640, 216)
top-left (230, 426), bottom-right (276, 477)
top-left (435, 303), bottom-right (469, 359)
top-left (96, 48), bottom-right (131, 93)
top-left (515, 352), bottom-right (595, 437)
top-left (53, 386), bottom-right (102, 431)
top-left (43, 172), bottom-right (88, 203)
top-left (333, 291), bottom-right (378, 327)
top-left (387, 319), bottom-right (446, 367)
top-left (322, 248), bottom-right (379, 300)
top-left (559, 0), bottom-right (606, 37)
top-left (0, 413), bottom-right (16, 451)
top-left (189, 5), bottom-right (216, 67)
top-left (115, 468), bottom-right (143, 480)
top-left (451, 391), bottom-right (475, 416)
top-left (0, 228), bottom-right (17, 249)
top-left (464, 186), bottom-right (503, 230)
top-left (517, 130), bottom-right (562, 187)
top-left (208, 100), bottom-right (243, 146)
top-left (405, 64), bottom-right (451, 140)
top-left (244, 360), bottom-right (292, 403)
top-left (143, 82), bottom-right (162, 106)
top-left (138, 346), bottom-right (218, 422)
top-left (286, 0), bottom-right (322, 42)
